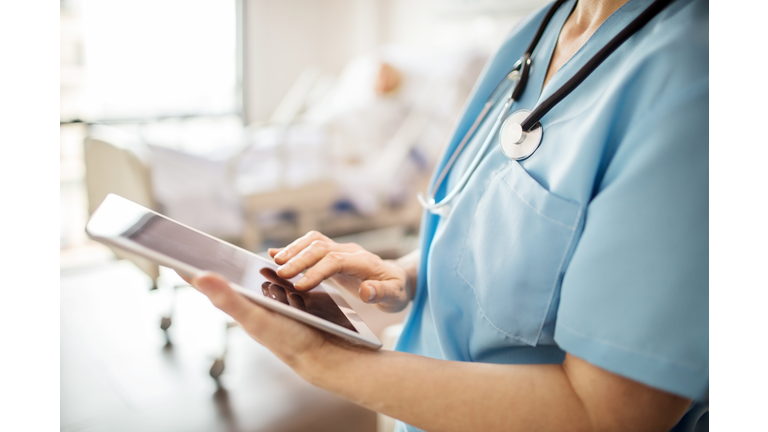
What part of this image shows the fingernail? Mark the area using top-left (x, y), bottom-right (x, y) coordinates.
top-left (367, 286), bottom-right (376, 302)
top-left (296, 277), bottom-right (307, 288)
top-left (275, 250), bottom-right (286, 260)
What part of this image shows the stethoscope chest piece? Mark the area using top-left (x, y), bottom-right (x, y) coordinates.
top-left (499, 109), bottom-right (543, 161)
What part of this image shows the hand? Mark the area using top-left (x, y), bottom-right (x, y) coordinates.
top-left (269, 231), bottom-right (414, 313)
top-left (187, 272), bottom-right (329, 367)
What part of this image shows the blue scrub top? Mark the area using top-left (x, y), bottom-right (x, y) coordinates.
top-left (394, 0), bottom-right (708, 428)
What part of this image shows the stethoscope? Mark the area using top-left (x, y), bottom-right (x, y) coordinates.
top-left (418, 0), bottom-right (674, 214)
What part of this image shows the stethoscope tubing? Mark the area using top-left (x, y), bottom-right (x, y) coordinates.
top-left (419, 0), bottom-right (677, 213)
top-left (421, 75), bottom-right (514, 207)
top-left (521, 0), bottom-right (676, 131)
top-left (425, 101), bottom-right (493, 203)
top-left (418, 0), bottom-right (566, 212)
top-left (418, 93), bottom-right (515, 211)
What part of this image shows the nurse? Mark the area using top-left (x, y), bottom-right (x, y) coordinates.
top-left (187, 0), bottom-right (708, 430)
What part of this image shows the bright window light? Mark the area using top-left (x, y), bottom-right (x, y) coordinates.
top-left (79, 0), bottom-right (237, 120)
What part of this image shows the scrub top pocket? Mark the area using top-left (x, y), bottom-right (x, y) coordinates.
top-left (456, 161), bottom-right (582, 346)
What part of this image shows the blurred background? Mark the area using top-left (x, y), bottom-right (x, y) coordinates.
top-left (60, 1), bottom-right (547, 431)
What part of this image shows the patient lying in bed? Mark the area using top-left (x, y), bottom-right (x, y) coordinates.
top-left (148, 44), bottom-right (489, 240)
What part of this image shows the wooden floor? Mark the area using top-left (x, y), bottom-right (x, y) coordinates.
top-left (61, 258), bottom-right (405, 432)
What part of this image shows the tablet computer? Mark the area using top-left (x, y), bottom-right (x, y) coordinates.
top-left (86, 193), bottom-right (382, 349)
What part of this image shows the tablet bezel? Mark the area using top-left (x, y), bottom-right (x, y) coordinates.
top-left (86, 194), bottom-right (383, 349)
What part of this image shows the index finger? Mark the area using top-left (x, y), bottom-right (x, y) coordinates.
top-left (272, 231), bottom-right (332, 265)
top-left (295, 250), bottom-right (387, 291)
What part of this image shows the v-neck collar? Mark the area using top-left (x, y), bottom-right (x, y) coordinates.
top-left (423, 0), bottom-right (652, 208)
top-left (528, 0), bottom-right (579, 105)
top-left (535, 0), bottom-right (649, 104)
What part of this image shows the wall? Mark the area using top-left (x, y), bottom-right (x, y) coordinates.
top-left (243, 0), bottom-right (380, 123)
top-left (242, 0), bottom-right (549, 124)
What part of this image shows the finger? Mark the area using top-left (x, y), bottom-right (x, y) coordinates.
top-left (295, 251), bottom-right (383, 291)
top-left (192, 272), bottom-right (273, 331)
top-left (268, 248), bottom-right (282, 258)
top-left (277, 240), bottom-right (362, 280)
top-left (273, 231), bottom-right (332, 265)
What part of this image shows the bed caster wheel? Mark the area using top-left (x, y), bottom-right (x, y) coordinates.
top-left (160, 317), bottom-right (173, 346)
top-left (210, 358), bottom-right (225, 379)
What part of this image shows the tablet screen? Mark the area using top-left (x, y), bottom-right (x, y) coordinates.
top-left (124, 214), bottom-right (357, 332)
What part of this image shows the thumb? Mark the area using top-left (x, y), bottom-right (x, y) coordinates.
top-left (192, 272), bottom-right (230, 296)
top-left (359, 279), bottom-right (404, 305)
top-left (192, 272), bottom-right (262, 324)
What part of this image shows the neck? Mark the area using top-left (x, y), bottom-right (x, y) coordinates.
top-left (569, 0), bottom-right (632, 34)
top-left (541, 0), bottom-right (632, 89)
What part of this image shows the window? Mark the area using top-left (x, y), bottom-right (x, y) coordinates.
top-left (62, 0), bottom-right (238, 122)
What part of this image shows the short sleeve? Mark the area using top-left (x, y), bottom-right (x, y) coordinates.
top-left (554, 79), bottom-right (709, 400)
